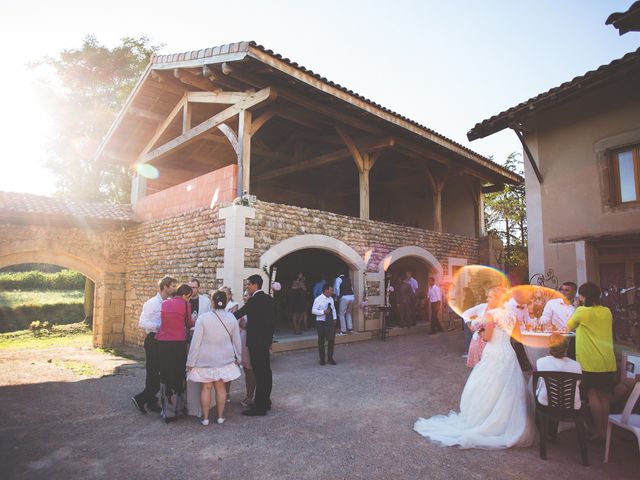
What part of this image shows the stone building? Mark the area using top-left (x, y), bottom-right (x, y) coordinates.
top-left (1, 42), bottom-right (519, 347)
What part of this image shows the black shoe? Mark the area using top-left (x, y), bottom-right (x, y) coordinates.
top-left (319, 360), bottom-right (326, 366)
top-left (242, 409), bottom-right (267, 416)
top-left (164, 417), bottom-right (176, 424)
top-left (131, 396), bottom-right (146, 414)
top-left (328, 359), bottom-right (337, 365)
top-left (147, 403), bottom-right (162, 413)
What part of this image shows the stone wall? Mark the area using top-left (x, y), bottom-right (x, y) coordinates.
top-left (123, 206), bottom-right (225, 345)
top-left (245, 200), bottom-right (479, 331)
top-left (245, 200), bottom-right (478, 275)
top-left (0, 223), bottom-right (129, 346)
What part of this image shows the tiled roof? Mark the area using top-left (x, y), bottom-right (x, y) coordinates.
top-left (467, 47), bottom-right (640, 140)
top-left (149, 41), bottom-right (519, 182)
top-left (0, 191), bottom-right (135, 224)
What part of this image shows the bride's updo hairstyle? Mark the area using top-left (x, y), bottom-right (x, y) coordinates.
top-left (212, 290), bottom-right (228, 310)
top-left (488, 286), bottom-right (509, 306)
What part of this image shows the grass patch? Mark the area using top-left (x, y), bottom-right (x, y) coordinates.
top-left (0, 322), bottom-right (92, 350)
top-left (53, 360), bottom-right (101, 377)
top-left (0, 290), bottom-right (83, 308)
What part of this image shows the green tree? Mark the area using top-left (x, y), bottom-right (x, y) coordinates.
top-left (35, 35), bottom-right (161, 203)
top-left (484, 152), bottom-right (527, 275)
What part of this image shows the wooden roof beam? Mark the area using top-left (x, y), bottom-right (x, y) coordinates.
top-left (222, 64), bottom-right (384, 136)
top-left (127, 107), bottom-right (166, 122)
top-left (254, 136), bottom-right (394, 182)
top-left (143, 87), bottom-right (276, 164)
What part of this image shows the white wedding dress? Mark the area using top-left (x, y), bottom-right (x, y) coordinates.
top-left (414, 307), bottom-right (535, 449)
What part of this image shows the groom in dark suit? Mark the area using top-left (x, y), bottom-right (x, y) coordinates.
top-left (234, 274), bottom-right (276, 416)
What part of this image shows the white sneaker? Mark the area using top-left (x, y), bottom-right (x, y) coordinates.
top-left (216, 417), bottom-right (226, 425)
top-left (226, 397), bottom-right (231, 403)
top-left (337, 332), bottom-right (347, 336)
top-left (200, 419), bottom-right (210, 426)
top-left (461, 353), bottom-right (468, 358)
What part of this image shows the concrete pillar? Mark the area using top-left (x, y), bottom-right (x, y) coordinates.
top-left (216, 205), bottom-right (262, 299)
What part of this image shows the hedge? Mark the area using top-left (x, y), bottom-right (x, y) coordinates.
top-left (0, 270), bottom-right (85, 290)
top-left (0, 304), bottom-right (85, 333)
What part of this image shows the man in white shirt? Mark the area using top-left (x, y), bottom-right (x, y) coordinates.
top-left (426, 277), bottom-right (443, 334)
top-left (405, 271), bottom-right (418, 294)
top-left (505, 286), bottom-right (533, 370)
top-left (188, 277), bottom-right (212, 321)
top-left (539, 282), bottom-right (577, 330)
top-left (132, 275), bottom-right (177, 414)
top-left (312, 284), bottom-right (338, 365)
top-left (333, 274), bottom-right (344, 298)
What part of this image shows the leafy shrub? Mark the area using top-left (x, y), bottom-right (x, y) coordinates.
top-left (0, 270), bottom-right (85, 290)
top-left (0, 304), bottom-right (85, 333)
top-left (29, 320), bottom-right (53, 336)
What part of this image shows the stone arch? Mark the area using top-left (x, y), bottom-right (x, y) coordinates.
top-left (377, 245), bottom-right (443, 279)
top-left (0, 243), bottom-right (126, 347)
top-left (260, 234), bottom-right (366, 331)
top-left (261, 234), bottom-right (366, 272)
top-left (0, 249), bottom-right (101, 282)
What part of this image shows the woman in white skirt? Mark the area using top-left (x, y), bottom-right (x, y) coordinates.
top-left (186, 291), bottom-right (242, 425)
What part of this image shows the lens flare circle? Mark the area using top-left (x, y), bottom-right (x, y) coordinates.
top-left (512, 284), bottom-right (571, 348)
top-left (136, 163), bottom-right (160, 180)
top-left (447, 265), bottom-right (510, 317)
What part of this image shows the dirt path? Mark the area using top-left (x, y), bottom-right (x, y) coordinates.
top-left (0, 332), bottom-right (637, 480)
top-left (0, 342), bottom-right (139, 386)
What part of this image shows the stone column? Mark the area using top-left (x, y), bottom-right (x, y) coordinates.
top-left (216, 205), bottom-right (263, 299)
top-left (93, 271), bottom-right (126, 347)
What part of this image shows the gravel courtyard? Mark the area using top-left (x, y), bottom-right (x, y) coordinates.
top-left (1, 330), bottom-right (637, 480)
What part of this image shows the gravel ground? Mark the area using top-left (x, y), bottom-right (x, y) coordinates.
top-left (0, 331), bottom-right (637, 480)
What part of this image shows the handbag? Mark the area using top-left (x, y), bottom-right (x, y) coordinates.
top-left (213, 311), bottom-right (239, 361)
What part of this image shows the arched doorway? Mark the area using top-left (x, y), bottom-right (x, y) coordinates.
top-left (375, 246), bottom-right (443, 327)
top-left (260, 234), bottom-right (366, 334)
top-left (0, 247), bottom-right (125, 346)
top-left (271, 248), bottom-right (350, 334)
top-left (0, 262), bottom-right (93, 333)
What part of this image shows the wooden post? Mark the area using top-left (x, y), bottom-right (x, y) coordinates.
top-left (433, 180), bottom-right (444, 233)
top-left (237, 110), bottom-right (252, 196)
top-left (182, 102), bottom-right (192, 133)
top-left (130, 174), bottom-right (147, 206)
top-left (359, 155), bottom-right (371, 220)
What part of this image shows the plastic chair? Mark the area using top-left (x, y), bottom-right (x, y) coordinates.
top-left (605, 382), bottom-right (640, 463)
top-left (533, 371), bottom-right (588, 466)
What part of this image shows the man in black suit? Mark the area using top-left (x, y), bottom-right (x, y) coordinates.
top-left (234, 274), bottom-right (276, 416)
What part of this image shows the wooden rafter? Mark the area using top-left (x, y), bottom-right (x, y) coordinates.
top-left (253, 137), bottom-right (394, 183)
top-left (137, 94), bottom-right (188, 163)
top-left (187, 91), bottom-right (253, 104)
top-left (127, 107), bottom-right (165, 122)
top-left (143, 87), bottom-right (276, 164)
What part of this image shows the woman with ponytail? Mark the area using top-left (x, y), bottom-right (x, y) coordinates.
top-left (186, 290), bottom-right (242, 426)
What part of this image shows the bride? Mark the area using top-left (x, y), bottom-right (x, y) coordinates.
top-left (414, 287), bottom-right (535, 449)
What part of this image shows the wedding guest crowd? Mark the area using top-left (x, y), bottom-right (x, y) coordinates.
top-left (132, 274), bottom-right (275, 425)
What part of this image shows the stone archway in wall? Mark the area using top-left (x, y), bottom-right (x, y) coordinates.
top-left (0, 243), bottom-right (126, 347)
top-left (368, 246), bottom-right (444, 307)
top-left (260, 234), bottom-right (367, 331)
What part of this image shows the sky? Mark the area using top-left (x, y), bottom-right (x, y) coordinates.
top-left (0, 0), bottom-right (638, 197)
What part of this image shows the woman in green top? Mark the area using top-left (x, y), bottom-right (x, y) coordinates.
top-left (567, 282), bottom-right (616, 441)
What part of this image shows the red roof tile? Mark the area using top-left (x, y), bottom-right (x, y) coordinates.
top-left (0, 191), bottom-right (136, 224)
